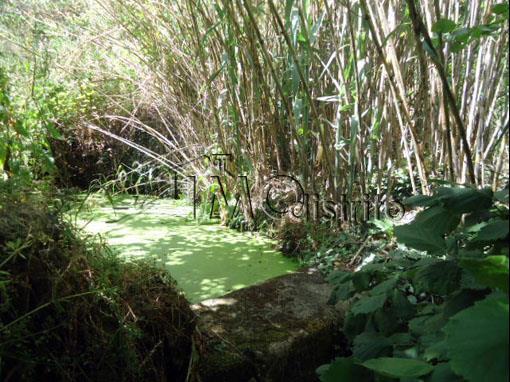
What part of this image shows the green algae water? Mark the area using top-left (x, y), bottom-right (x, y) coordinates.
top-left (73, 194), bottom-right (299, 303)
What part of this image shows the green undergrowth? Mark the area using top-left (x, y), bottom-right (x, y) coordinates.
top-left (258, 211), bottom-right (394, 275)
top-left (0, 182), bottom-right (195, 381)
top-left (318, 186), bottom-right (509, 382)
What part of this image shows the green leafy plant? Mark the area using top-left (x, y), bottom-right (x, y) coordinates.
top-left (431, 3), bottom-right (509, 52)
top-left (0, 68), bottom-right (72, 182)
top-left (0, 182), bottom-right (195, 381)
top-left (319, 186), bottom-right (509, 381)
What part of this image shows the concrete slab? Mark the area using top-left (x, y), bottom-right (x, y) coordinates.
top-left (192, 268), bottom-right (345, 381)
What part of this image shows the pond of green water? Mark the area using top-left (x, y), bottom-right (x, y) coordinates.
top-left (73, 194), bottom-right (299, 303)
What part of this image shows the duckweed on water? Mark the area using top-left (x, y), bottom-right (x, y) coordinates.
top-left (72, 194), bottom-right (299, 302)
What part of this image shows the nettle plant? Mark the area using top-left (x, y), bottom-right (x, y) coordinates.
top-left (319, 186), bottom-right (509, 382)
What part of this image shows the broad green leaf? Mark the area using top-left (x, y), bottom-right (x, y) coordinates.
top-left (388, 332), bottom-right (414, 347)
top-left (470, 24), bottom-right (498, 38)
top-left (351, 293), bottom-right (387, 315)
top-left (403, 194), bottom-right (437, 207)
top-left (413, 206), bottom-right (461, 235)
top-left (432, 19), bottom-right (457, 34)
top-left (409, 313), bottom-right (447, 336)
top-left (429, 363), bottom-right (463, 382)
top-left (353, 332), bottom-right (392, 361)
top-left (362, 357), bottom-right (434, 378)
top-left (423, 337), bottom-right (448, 362)
top-left (344, 311), bottom-right (369, 341)
top-left (329, 280), bottom-right (355, 303)
top-left (460, 267), bottom-right (487, 290)
top-left (460, 256), bottom-right (509, 293)
top-left (317, 357), bottom-right (372, 382)
top-left (391, 289), bottom-right (416, 319)
top-left (395, 224), bottom-right (446, 253)
top-left (445, 295), bottom-right (509, 382)
top-left (413, 260), bottom-right (461, 295)
top-left (373, 308), bottom-right (401, 335)
top-left (452, 27), bottom-right (471, 43)
top-left (436, 187), bottom-right (493, 213)
top-left (471, 219), bottom-right (509, 242)
top-left (327, 270), bottom-right (352, 284)
top-left (443, 289), bottom-right (489, 318)
top-left (371, 276), bottom-right (398, 295)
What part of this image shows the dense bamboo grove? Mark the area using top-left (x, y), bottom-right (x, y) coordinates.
top-left (1, 0), bottom-right (508, 199)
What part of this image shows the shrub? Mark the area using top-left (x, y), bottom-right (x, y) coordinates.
top-left (0, 182), bottom-right (196, 381)
top-left (319, 186), bottom-right (509, 382)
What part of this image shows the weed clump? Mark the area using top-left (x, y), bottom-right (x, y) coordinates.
top-left (0, 185), bottom-right (195, 381)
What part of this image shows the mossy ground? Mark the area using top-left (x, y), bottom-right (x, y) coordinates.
top-left (73, 194), bottom-right (299, 302)
top-left (192, 269), bottom-right (344, 381)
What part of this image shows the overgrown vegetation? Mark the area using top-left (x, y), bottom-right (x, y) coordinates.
top-left (319, 186), bottom-right (509, 381)
top-left (0, 0), bottom-right (509, 380)
top-left (2, 0), bottom-right (508, 197)
top-left (0, 182), bottom-right (195, 381)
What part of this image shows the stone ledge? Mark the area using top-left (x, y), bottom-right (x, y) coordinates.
top-left (192, 268), bottom-right (345, 382)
